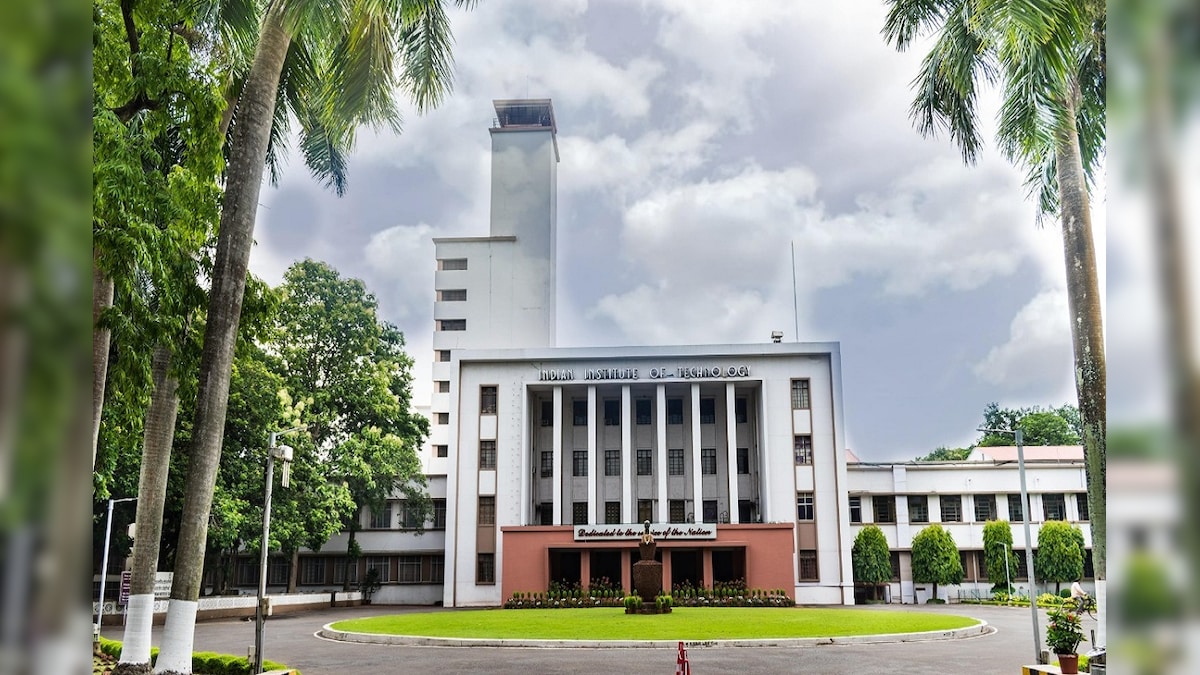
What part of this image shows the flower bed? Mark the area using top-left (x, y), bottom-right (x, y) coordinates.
top-left (504, 580), bottom-right (791, 610)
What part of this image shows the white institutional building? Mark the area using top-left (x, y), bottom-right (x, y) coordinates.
top-left (272, 100), bottom-right (1093, 607)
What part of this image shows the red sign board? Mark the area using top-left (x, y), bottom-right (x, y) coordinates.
top-left (119, 571), bottom-right (131, 606)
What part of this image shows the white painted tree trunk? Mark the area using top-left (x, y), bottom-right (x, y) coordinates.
top-left (152, 600), bottom-right (197, 674)
top-left (119, 594), bottom-right (155, 665)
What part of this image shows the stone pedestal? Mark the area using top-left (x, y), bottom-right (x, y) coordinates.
top-left (632, 561), bottom-right (662, 600)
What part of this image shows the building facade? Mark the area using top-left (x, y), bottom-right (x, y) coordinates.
top-left (241, 99), bottom-right (1092, 607)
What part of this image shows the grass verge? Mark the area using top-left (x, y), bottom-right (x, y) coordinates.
top-left (331, 607), bottom-right (979, 641)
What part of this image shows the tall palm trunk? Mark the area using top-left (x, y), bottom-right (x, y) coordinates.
top-left (154, 8), bottom-right (293, 673)
top-left (1053, 87), bottom-right (1106, 582)
top-left (93, 250), bottom-right (114, 468)
top-left (115, 344), bottom-right (180, 674)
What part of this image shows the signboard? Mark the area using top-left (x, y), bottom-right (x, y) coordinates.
top-left (119, 571), bottom-right (131, 606)
top-left (153, 572), bottom-right (173, 599)
top-left (539, 364), bottom-right (751, 382)
top-left (573, 523), bottom-right (717, 542)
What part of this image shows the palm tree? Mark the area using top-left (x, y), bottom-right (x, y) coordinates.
top-left (881, 0), bottom-right (1106, 581)
top-left (153, 2), bottom-right (474, 671)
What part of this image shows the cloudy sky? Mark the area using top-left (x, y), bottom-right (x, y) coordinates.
top-left (249, 0), bottom-right (1125, 462)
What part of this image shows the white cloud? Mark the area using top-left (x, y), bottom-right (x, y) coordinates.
top-left (973, 289), bottom-right (1074, 392)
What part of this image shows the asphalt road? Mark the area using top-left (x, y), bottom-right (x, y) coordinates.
top-left (103, 603), bottom-right (1099, 674)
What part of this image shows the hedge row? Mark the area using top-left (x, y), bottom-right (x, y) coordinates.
top-left (96, 637), bottom-right (295, 674)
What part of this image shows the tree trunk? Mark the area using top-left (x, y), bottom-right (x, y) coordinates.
top-left (1053, 87), bottom-right (1106, 582)
top-left (93, 250), bottom-right (114, 468)
top-left (287, 550), bottom-right (299, 594)
top-left (343, 526), bottom-right (358, 591)
top-left (116, 344), bottom-right (180, 673)
top-left (154, 8), bottom-right (293, 674)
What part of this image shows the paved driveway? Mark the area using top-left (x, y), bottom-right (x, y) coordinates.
top-left (103, 603), bottom-right (1098, 674)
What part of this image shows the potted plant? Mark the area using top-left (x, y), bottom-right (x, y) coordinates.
top-left (1045, 607), bottom-right (1084, 674)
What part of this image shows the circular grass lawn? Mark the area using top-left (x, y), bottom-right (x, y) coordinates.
top-left (331, 607), bottom-right (979, 641)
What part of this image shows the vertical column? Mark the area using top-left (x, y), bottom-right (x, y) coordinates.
top-left (702, 549), bottom-right (714, 589)
top-left (552, 386), bottom-right (563, 525)
top-left (580, 552), bottom-right (592, 590)
top-left (655, 385), bottom-right (667, 522)
top-left (756, 387), bottom-right (769, 522)
top-left (520, 388), bottom-right (530, 525)
top-left (690, 383), bottom-right (702, 521)
top-left (620, 549), bottom-right (632, 594)
top-left (628, 384), bottom-right (638, 521)
top-left (662, 549), bottom-right (673, 592)
top-left (725, 383), bottom-right (740, 524)
top-left (621, 386), bottom-right (633, 523)
top-left (587, 385), bottom-right (597, 524)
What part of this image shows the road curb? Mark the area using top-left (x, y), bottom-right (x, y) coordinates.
top-left (316, 619), bottom-right (990, 649)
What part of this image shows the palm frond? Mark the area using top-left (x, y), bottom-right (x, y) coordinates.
top-left (398, 0), bottom-right (456, 112)
top-left (882, 0), bottom-right (959, 50)
top-left (909, 11), bottom-right (994, 164)
top-left (298, 115), bottom-right (350, 196)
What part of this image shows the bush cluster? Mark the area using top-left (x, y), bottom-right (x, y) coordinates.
top-left (504, 581), bottom-right (791, 610)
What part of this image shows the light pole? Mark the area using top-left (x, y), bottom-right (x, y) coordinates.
top-left (979, 427), bottom-right (1041, 663)
top-left (254, 426), bottom-right (304, 675)
top-left (95, 497), bottom-right (137, 635)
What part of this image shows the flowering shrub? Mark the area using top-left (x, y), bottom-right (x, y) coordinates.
top-left (504, 581), bottom-right (792, 609)
top-left (1045, 607), bottom-right (1084, 655)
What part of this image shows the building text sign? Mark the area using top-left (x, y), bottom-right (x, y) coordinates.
top-left (573, 523), bottom-right (717, 541)
top-left (540, 365), bottom-right (751, 382)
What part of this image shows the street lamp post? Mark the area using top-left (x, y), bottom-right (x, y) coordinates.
top-left (991, 539), bottom-right (1011, 594)
top-left (95, 497), bottom-right (137, 635)
top-left (254, 426), bottom-right (304, 675)
top-left (979, 427), bottom-right (1041, 664)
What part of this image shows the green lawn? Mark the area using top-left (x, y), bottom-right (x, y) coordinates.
top-left (331, 607), bottom-right (979, 641)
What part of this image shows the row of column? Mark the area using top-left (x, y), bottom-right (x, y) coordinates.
top-left (546, 382), bottom-right (745, 526)
top-left (580, 548), bottom-right (716, 594)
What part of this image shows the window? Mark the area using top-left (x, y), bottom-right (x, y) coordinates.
top-left (366, 556), bottom-right (390, 583)
top-left (540, 451), bottom-right (553, 478)
top-left (604, 449), bottom-right (620, 476)
top-left (434, 444), bottom-right (448, 458)
top-left (908, 495), bottom-right (928, 523)
top-left (667, 398), bottom-right (684, 424)
top-left (540, 400), bottom-right (553, 426)
top-left (370, 503), bottom-right (391, 529)
top-left (796, 492), bottom-right (815, 521)
top-left (572, 502), bottom-right (588, 525)
top-left (605, 502), bottom-right (620, 524)
top-left (1008, 494), bottom-right (1025, 522)
top-left (798, 550), bottom-right (818, 581)
top-left (735, 397), bottom-right (748, 423)
top-left (889, 551), bottom-right (901, 580)
top-left (333, 558), bottom-right (358, 585)
top-left (436, 349), bottom-right (451, 362)
top-left (398, 501), bottom-right (422, 529)
top-left (794, 435), bottom-right (813, 465)
top-left (699, 398), bottom-right (716, 424)
top-left (300, 557), bottom-right (325, 585)
top-left (638, 499), bottom-right (654, 523)
top-left (670, 500), bottom-right (686, 523)
top-left (477, 553), bottom-right (495, 583)
top-left (736, 447), bottom-right (750, 474)
top-left (398, 556), bottom-right (422, 583)
top-left (437, 289), bottom-right (467, 301)
top-left (437, 380), bottom-right (450, 393)
top-left (791, 380), bottom-right (811, 409)
top-left (702, 500), bottom-right (718, 523)
top-left (436, 412), bottom-right (449, 425)
top-left (635, 399), bottom-right (652, 425)
top-left (1075, 493), bottom-right (1089, 521)
top-left (849, 496), bottom-right (862, 523)
top-left (603, 399), bottom-right (620, 426)
top-left (478, 496), bottom-right (495, 525)
top-left (430, 556), bottom-right (445, 583)
top-left (1014, 550), bottom-right (1028, 579)
top-left (940, 495), bottom-right (962, 522)
top-left (480, 386), bottom-right (497, 414)
top-left (701, 448), bottom-right (717, 475)
top-left (539, 502), bottom-right (553, 525)
top-left (572, 450), bottom-right (588, 477)
top-left (432, 499), bottom-right (446, 529)
top-left (1043, 493), bottom-right (1066, 521)
top-left (479, 440), bottom-right (497, 470)
top-left (873, 496), bottom-right (896, 524)
top-left (668, 449), bottom-right (685, 476)
top-left (437, 319), bottom-right (466, 331)
top-left (637, 448), bottom-right (653, 475)
top-left (572, 400), bottom-right (587, 426)
top-left (975, 494), bottom-right (997, 522)
top-left (236, 558), bottom-right (258, 586)
top-left (439, 258), bottom-right (468, 270)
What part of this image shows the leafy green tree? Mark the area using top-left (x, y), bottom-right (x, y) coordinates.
top-left (977, 403), bottom-right (1081, 447)
top-left (852, 525), bottom-right (893, 600)
top-left (982, 520), bottom-right (1019, 591)
top-left (159, 2), bottom-right (474, 670)
top-left (911, 524), bottom-right (964, 602)
top-left (1036, 520), bottom-right (1084, 594)
top-left (883, 0), bottom-right (1107, 583)
top-left (1018, 411), bottom-right (1080, 446)
top-left (915, 446), bottom-right (971, 462)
